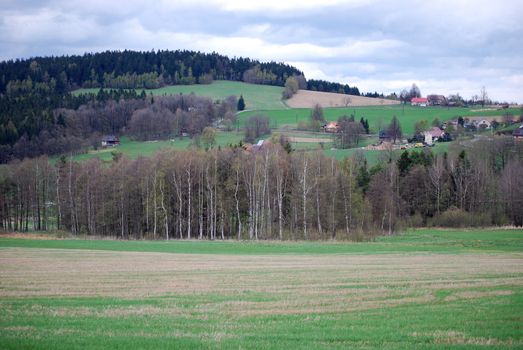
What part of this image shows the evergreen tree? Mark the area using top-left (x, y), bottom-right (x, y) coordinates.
top-left (237, 95), bottom-right (245, 111)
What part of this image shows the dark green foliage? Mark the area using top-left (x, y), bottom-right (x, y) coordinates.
top-left (359, 117), bottom-right (369, 133)
top-left (237, 95), bottom-right (245, 111)
top-left (307, 79), bottom-right (360, 95)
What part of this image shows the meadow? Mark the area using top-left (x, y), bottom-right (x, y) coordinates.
top-left (0, 229), bottom-right (522, 349)
top-left (239, 105), bottom-right (520, 135)
top-left (61, 132), bottom-right (244, 163)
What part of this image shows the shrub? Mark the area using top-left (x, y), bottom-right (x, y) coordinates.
top-left (429, 207), bottom-right (492, 227)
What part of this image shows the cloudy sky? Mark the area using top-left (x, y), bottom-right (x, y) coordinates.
top-left (1, 0), bottom-right (522, 102)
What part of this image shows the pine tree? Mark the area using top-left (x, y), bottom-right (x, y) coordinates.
top-left (237, 95), bottom-right (245, 111)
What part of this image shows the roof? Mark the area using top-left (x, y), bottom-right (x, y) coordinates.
top-left (425, 127), bottom-right (445, 138)
top-left (102, 135), bottom-right (119, 142)
top-left (411, 97), bottom-right (428, 103)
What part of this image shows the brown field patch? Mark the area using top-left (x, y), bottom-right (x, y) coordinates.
top-left (0, 233), bottom-right (62, 240)
top-left (1, 248), bottom-right (522, 318)
top-left (286, 90), bottom-right (400, 108)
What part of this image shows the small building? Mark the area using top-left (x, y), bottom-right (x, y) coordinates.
top-left (411, 97), bottom-right (428, 107)
top-left (477, 119), bottom-right (492, 129)
top-left (427, 95), bottom-right (447, 106)
top-left (101, 135), bottom-right (120, 147)
top-left (322, 122), bottom-right (339, 133)
top-left (513, 125), bottom-right (523, 140)
top-left (423, 127), bottom-right (446, 144)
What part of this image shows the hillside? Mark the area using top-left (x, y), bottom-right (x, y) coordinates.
top-left (74, 80), bottom-right (286, 110)
top-left (286, 89), bottom-right (400, 108)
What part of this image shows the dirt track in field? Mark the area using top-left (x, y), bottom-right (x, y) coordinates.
top-left (1, 248), bottom-right (522, 316)
top-left (288, 137), bottom-right (331, 143)
top-left (286, 90), bottom-right (400, 108)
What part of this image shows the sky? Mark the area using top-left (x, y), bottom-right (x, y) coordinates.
top-left (1, 0), bottom-right (522, 102)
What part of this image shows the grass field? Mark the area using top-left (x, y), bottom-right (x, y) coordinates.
top-left (239, 105), bottom-right (521, 135)
top-left (1, 228), bottom-right (522, 349)
top-left (74, 80), bottom-right (286, 110)
top-left (61, 132), bottom-right (244, 163)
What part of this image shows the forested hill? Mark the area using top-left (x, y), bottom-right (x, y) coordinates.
top-left (0, 50), bottom-right (303, 93)
top-left (0, 49), bottom-right (362, 162)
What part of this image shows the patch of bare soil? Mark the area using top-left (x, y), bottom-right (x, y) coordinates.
top-left (286, 90), bottom-right (400, 108)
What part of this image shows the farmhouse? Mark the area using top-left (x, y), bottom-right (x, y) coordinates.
top-left (427, 95), bottom-right (446, 106)
top-left (322, 122), bottom-right (339, 133)
top-left (411, 97), bottom-right (428, 107)
top-left (423, 127), bottom-right (446, 145)
top-left (101, 135), bottom-right (120, 147)
top-left (477, 119), bottom-right (492, 129)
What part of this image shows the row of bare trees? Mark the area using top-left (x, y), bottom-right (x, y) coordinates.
top-left (1, 137), bottom-right (522, 239)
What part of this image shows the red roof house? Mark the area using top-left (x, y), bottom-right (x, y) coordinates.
top-left (411, 97), bottom-right (428, 106)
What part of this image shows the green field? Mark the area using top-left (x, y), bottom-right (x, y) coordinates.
top-left (1, 229), bottom-right (522, 349)
top-left (239, 105), bottom-right (521, 135)
top-left (61, 132), bottom-right (244, 163)
top-left (74, 80), bottom-right (286, 110)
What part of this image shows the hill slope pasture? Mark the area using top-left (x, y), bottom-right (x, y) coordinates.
top-left (239, 105), bottom-right (521, 135)
top-left (74, 80), bottom-right (287, 110)
top-left (286, 89), bottom-right (400, 108)
top-left (1, 229), bottom-right (522, 349)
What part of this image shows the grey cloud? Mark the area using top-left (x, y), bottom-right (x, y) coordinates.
top-left (0, 0), bottom-right (521, 101)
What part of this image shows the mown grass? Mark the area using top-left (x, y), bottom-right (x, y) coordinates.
top-left (1, 228), bottom-right (521, 255)
top-left (239, 105), bottom-right (521, 135)
top-left (74, 80), bottom-right (286, 110)
top-left (0, 228), bottom-right (522, 349)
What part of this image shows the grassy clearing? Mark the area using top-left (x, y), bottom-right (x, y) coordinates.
top-left (74, 80), bottom-right (286, 110)
top-left (59, 132), bottom-right (244, 163)
top-left (239, 105), bottom-right (521, 135)
top-left (0, 228), bottom-right (522, 349)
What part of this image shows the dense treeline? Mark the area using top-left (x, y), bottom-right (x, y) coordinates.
top-left (307, 79), bottom-right (360, 96)
top-left (0, 88), bottom-right (235, 162)
top-left (0, 50), bottom-right (303, 93)
top-left (1, 137), bottom-right (521, 239)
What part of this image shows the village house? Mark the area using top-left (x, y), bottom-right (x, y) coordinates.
top-left (427, 95), bottom-right (446, 106)
top-left (322, 121), bottom-right (339, 133)
top-left (476, 119), bottom-right (492, 129)
top-left (423, 127), bottom-right (446, 145)
top-left (411, 97), bottom-right (428, 107)
top-left (101, 135), bottom-right (120, 147)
